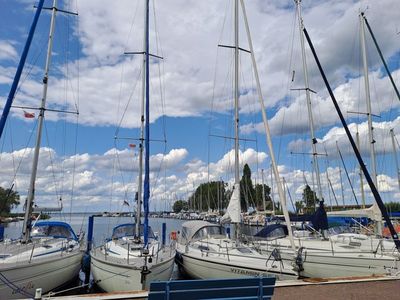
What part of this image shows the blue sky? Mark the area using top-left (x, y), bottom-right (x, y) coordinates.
top-left (1, 0), bottom-right (400, 213)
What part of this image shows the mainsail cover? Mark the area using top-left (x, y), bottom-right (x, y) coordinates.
top-left (221, 183), bottom-right (241, 224)
top-left (327, 203), bottom-right (381, 222)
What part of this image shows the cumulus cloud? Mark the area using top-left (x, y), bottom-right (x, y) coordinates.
top-left (0, 41), bottom-right (18, 61)
top-left (0, 146), bottom-right (189, 211)
top-left (4, 0), bottom-right (399, 128)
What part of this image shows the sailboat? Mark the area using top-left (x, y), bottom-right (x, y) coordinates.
top-left (90, 0), bottom-right (175, 292)
top-left (0, 1), bottom-right (83, 298)
top-left (253, 1), bottom-right (400, 279)
top-left (175, 0), bottom-right (298, 281)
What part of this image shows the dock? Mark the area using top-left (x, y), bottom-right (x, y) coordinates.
top-left (27, 275), bottom-right (400, 300)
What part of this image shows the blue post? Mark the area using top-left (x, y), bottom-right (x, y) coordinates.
top-left (0, 0), bottom-right (45, 139)
top-left (226, 226), bottom-right (231, 239)
top-left (83, 215), bottom-right (94, 285)
top-left (162, 222), bottom-right (166, 247)
top-left (0, 225), bottom-right (4, 242)
top-left (86, 215), bottom-right (94, 253)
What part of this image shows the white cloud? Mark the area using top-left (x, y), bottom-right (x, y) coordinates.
top-left (5, 0), bottom-right (399, 128)
top-left (0, 41), bottom-right (18, 61)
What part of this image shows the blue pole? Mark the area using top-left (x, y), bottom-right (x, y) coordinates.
top-left (86, 215), bottom-right (94, 253)
top-left (143, 0), bottom-right (150, 247)
top-left (226, 226), bottom-right (231, 239)
top-left (0, 225), bottom-right (4, 242)
top-left (162, 222), bottom-right (166, 247)
top-left (84, 215), bottom-right (94, 285)
top-left (0, 0), bottom-right (45, 139)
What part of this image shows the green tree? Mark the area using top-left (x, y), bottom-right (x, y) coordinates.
top-left (188, 181), bottom-right (228, 212)
top-left (385, 202), bottom-right (400, 212)
top-left (240, 164), bottom-right (255, 212)
top-left (302, 185), bottom-right (318, 214)
top-left (172, 200), bottom-right (188, 213)
top-left (295, 200), bottom-right (304, 214)
top-left (254, 183), bottom-right (272, 210)
top-left (0, 187), bottom-right (20, 217)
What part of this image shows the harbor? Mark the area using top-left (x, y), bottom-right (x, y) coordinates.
top-left (1, 0), bottom-right (400, 299)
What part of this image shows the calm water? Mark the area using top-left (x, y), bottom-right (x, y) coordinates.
top-left (3, 214), bottom-right (185, 247)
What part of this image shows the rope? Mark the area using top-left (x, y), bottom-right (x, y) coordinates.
top-left (45, 282), bottom-right (90, 297)
top-left (0, 272), bottom-right (33, 298)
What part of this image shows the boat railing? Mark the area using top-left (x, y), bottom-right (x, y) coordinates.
top-left (351, 218), bottom-right (374, 235)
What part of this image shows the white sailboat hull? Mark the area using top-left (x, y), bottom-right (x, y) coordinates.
top-left (299, 252), bottom-right (399, 278)
top-left (0, 249), bottom-right (82, 299)
top-left (258, 238), bottom-right (399, 278)
top-left (91, 250), bottom-right (175, 292)
top-left (176, 251), bottom-right (296, 281)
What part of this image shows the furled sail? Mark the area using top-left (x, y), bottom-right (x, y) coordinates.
top-left (221, 183), bottom-right (241, 224)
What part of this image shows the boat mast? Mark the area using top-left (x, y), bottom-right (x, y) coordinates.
top-left (302, 26), bottom-right (400, 251)
top-left (390, 129), bottom-right (400, 190)
top-left (270, 163), bottom-right (275, 215)
top-left (143, 0), bottom-right (150, 247)
top-left (360, 12), bottom-right (382, 233)
top-left (0, 0), bottom-right (45, 140)
top-left (360, 13), bottom-right (377, 187)
top-left (261, 169), bottom-right (266, 211)
top-left (295, 0), bottom-right (323, 201)
top-left (22, 0), bottom-right (58, 243)
top-left (135, 0), bottom-right (147, 240)
top-left (240, 0), bottom-right (296, 251)
top-left (356, 130), bottom-right (366, 208)
top-left (232, 0), bottom-right (241, 234)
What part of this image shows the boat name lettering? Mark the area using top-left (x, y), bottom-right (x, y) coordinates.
top-left (230, 268), bottom-right (260, 276)
top-left (12, 281), bottom-right (34, 295)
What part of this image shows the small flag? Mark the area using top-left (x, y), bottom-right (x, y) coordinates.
top-left (123, 200), bottom-right (130, 206)
top-left (129, 143), bottom-right (136, 148)
top-left (23, 110), bottom-right (35, 118)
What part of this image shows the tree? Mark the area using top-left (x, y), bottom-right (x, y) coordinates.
top-left (240, 164), bottom-right (255, 212)
top-left (295, 201), bottom-right (304, 214)
top-left (254, 183), bottom-right (272, 210)
top-left (302, 184), bottom-right (319, 214)
top-left (172, 200), bottom-right (188, 213)
top-left (385, 202), bottom-right (400, 212)
top-left (0, 186), bottom-right (20, 217)
top-left (188, 181), bottom-right (228, 212)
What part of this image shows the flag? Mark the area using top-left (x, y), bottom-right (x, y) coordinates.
top-left (129, 143), bottom-right (136, 148)
top-left (23, 110), bottom-right (35, 118)
top-left (123, 200), bottom-right (130, 206)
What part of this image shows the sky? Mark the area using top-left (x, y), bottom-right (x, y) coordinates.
top-left (0, 0), bottom-right (400, 213)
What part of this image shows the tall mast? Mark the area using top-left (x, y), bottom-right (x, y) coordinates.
top-left (356, 130), bottom-right (366, 208)
top-left (234, 0), bottom-right (240, 189)
top-left (302, 27), bottom-right (400, 250)
top-left (360, 12), bottom-right (382, 233)
top-left (233, 0), bottom-right (241, 227)
top-left (270, 163), bottom-right (275, 215)
top-left (135, 0), bottom-right (147, 239)
top-left (22, 0), bottom-right (58, 243)
top-left (390, 129), bottom-right (400, 190)
top-left (295, 0), bottom-right (323, 201)
top-left (240, 0), bottom-right (295, 251)
top-left (143, 0), bottom-right (150, 247)
top-left (360, 13), bottom-right (377, 186)
top-left (261, 169), bottom-right (266, 211)
top-left (0, 0), bottom-right (45, 139)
